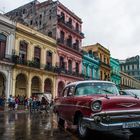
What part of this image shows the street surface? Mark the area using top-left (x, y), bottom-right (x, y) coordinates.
top-left (0, 110), bottom-right (139, 140)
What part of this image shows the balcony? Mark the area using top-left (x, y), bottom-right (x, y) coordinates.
top-left (57, 38), bottom-right (80, 52)
top-left (57, 15), bottom-right (84, 39)
top-left (100, 61), bottom-right (110, 68)
top-left (0, 54), bottom-right (13, 63)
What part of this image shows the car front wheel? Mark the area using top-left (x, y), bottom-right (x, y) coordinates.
top-left (77, 116), bottom-right (91, 139)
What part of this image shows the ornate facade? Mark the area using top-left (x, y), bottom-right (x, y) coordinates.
top-left (83, 43), bottom-right (111, 81)
top-left (6, 0), bottom-right (85, 96)
top-left (12, 23), bottom-right (57, 98)
top-left (120, 71), bottom-right (140, 89)
top-left (0, 14), bottom-right (16, 98)
top-left (82, 50), bottom-right (100, 80)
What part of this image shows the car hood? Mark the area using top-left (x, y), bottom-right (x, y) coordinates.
top-left (76, 94), bottom-right (140, 111)
top-left (95, 95), bottom-right (140, 111)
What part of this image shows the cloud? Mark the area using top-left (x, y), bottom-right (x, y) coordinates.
top-left (0, 0), bottom-right (140, 59)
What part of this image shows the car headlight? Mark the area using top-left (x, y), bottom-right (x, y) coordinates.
top-left (91, 101), bottom-right (102, 111)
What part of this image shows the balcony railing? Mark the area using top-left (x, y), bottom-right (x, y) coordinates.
top-left (58, 15), bottom-right (85, 38)
top-left (100, 61), bottom-right (110, 68)
top-left (11, 54), bottom-right (84, 78)
top-left (0, 54), bottom-right (14, 63)
top-left (57, 38), bottom-right (79, 51)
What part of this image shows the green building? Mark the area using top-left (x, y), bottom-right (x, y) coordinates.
top-left (110, 57), bottom-right (121, 89)
top-left (82, 51), bottom-right (100, 80)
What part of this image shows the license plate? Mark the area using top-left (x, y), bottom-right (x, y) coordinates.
top-left (123, 122), bottom-right (140, 128)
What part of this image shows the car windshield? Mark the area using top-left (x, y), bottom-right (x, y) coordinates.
top-left (75, 82), bottom-right (119, 96)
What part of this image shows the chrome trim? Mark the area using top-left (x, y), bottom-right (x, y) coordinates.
top-left (58, 104), bottom-right (90, 109)
top-left (110, 114), bottom-right (140, 119)
top-left (83, 117), bottom-right (140, 131)
top-left (117, 103), bottom-right (137, 108)
top-left (91, 109), bottom-right (140, 117)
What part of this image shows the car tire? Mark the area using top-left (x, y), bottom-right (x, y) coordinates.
top-left (57, 114), bottom-right (65, 128)
top-left (77, 116), bottom-right (91, 139)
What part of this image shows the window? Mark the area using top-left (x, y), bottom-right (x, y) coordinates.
top-left (30, 20), bottom-right (33, 25)
top-left (59, 56), bottom-right (65, 69)
top-left (60, 31), bottom-right (65, 43)
top-left (0, 33), bottom-right (6, 59)
top-left (75, 82), bottom-right (119, 96)
top-left (66, 35), bottom-right (72, 47)
top-left (34, 47), bottom-right (41, 64)
top-left (46, 51), bottom-right (52, 67)
top-left (19, 41), bottom-right (28, 62)
top-left (68, 86), bottom-right (75, 96)
top-left (68, 60), bottom-right (72, 72)
top-left (76, 62), bottom-right (79, 73)
top-left (76, 23), bottom-right (79, 31)
top-left (48, 31), bottom-right (52, 37)
top-left (63, 87), bottom-right (69, 97)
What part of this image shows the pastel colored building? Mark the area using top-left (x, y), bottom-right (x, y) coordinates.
top-left (6, 0), bottom-right (85, 96)
top-left (110, 57), bottom-right (121, 89)
top-left (83, 43), bottom-right (111, 81)
top-left (12, 23), bottom-right (57, 98)
top-left (0, 14), bottom-right (16, 98)
top-left (82, 50), bottom-right (100, 80)
top-left (120, 71), bottom-right (140, 89)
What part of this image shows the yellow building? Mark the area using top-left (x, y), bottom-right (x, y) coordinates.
top-left (83, 43), bottom-right (111, 80)
top-left (12, 23), bottom-right (57, 98)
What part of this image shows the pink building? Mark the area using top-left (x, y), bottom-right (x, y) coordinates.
top-left (6, 0), bottom-right (85, 96)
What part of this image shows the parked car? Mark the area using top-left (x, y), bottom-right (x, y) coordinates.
top-left (54, 80), bottom-right (140, 139)
top-left (120, 89), bottom-right (140, 98)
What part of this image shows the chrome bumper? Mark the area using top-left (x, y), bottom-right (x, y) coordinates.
top-left (83, 117), bottom-right (140, 131)
top-left (83, 109), bottom-right (140, 131)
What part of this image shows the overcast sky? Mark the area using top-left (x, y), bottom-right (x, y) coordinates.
top-left (0, 0), bottom-right (140, 59)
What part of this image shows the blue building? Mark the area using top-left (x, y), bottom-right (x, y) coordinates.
top-left (110, 57), bottom-right (121, 89)
top-left (82, 51), bottom-right (100, 80)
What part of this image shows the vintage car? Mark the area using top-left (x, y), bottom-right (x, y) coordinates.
top-left (120, 89), bottom-right (140, 98)
top-left (54, 80), bottom-right (140, 139)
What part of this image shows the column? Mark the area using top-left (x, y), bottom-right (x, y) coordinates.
top-left (15, 38), bottom-right (20, 55)
top-left (27, 42), bottom-right (34, 61)
top-left (41, 47), bottom-right (46, 68)
top-left (41, 77), bottom-right (45, 93)
top-left (27, 74), bottom-right (31, 98)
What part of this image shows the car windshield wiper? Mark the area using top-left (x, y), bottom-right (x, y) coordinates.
top-left (130, 92), bottom-right (139, 99)
top-left (101, 89), bottom-right (113, 94)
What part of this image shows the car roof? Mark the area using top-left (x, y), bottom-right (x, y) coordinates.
top-left (65, 80), bottom-right (115, 88)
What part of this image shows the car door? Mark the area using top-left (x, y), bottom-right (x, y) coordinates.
top-left (59, 87), bottom-right (69, 119)
top-left (63, 86), bottom-right (76, 121)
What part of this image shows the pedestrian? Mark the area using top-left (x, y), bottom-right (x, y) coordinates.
top-left (15, 97), bottom-right (19, 110)
top-left (8, 95), bottom-right (13, 110)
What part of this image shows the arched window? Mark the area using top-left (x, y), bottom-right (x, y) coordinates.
top-left (0, 33), bottom-right (6, 59)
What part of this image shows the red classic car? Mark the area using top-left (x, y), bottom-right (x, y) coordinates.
top-left (54, 80), bottom-right (140, 139)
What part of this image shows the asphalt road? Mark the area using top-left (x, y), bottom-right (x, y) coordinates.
top-left (0, 110), bottom-right (139, 140)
